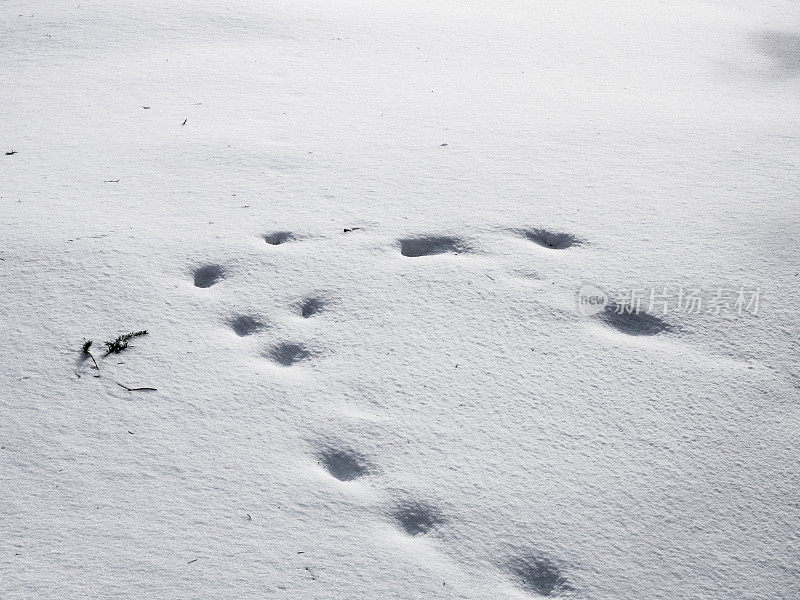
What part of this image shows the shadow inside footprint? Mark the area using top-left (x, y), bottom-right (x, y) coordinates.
top-left (510, 554), bottom-right (571, 597)
top-left (229, 315), bottom-right (265, 337)
top-left (753, 31), bottom-right (800, 75)
top-left (399, 236), bottom-right (467, 257)
top-left (519, 228), bottom-right (582, 249)
top-left (318, 448), bottom-right (368, 482)
top-left (193, 264), bottom-right (225, 288)
top-left (263, 231), bottom-right (295, 245)
top-left (299, 297), bottom-right (325, 318)
top-left (391, 500), bottom-right (445, 537)
top-left (596, 303), bottom-right (670, 336)
top-left (267, 342), bottom-right (311, 366)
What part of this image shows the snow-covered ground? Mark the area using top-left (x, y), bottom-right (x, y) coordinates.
top-left (2, 1), bottom-right (798, 598)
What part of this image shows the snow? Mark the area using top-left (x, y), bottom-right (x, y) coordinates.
top-left (2, 1), bottom-right (798, 598)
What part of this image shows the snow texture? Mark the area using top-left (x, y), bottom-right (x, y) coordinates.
top-left (1, 1), bottom-right (798, 599)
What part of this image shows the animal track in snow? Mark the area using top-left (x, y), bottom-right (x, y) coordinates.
top-left (266, 342), bottom-right (312, 366)
top-left (518, 228), bottom-right (583, 250)
top-left (596, 303), bottom-right (671, 336)
top-left (317, 447), bottom-right (369, 482)
top-left (399, 235), bottom-right (468, 257)
top-left (263, 231), bottom-right (296, 245)
top-left (193, 264), bottom-right (226, 288)
top-left (509, 553), bottom-right (571, 597)
top-left (390, 500), bottom-right (445, 537)
top-left (753, 31), bottom-right (800, 75)
top-left (228, 315), bottom-right (266, 337)
top-left (299, 297), bottom-right (325, 318)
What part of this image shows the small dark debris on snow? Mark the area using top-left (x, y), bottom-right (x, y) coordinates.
top-left (104, 330), bottom-right (148, 356)
top-left (188, 558), bottom-right (198, 564)
top-left (440, 143), bottom-right (448, 146)
top-left (142, 106), bottom-right (150, 109)
top-left (6, 150), bottom-right (17, 155)
top-left (343, 227), bottom-right (361, 233)
top-left (181, 119), bottom-right (187, 126)
top-left (116, 382), bottom-right (157, 392)
top-left (104, 179), bottom-right (119, 183)
top-left (81, 340), bottom-right (99, 370)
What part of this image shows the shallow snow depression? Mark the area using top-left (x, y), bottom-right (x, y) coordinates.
top-left (2, 0), bottom-right (798, 599)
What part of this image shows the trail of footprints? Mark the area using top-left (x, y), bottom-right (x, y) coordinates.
top-left (191, 233), bottom-right (329, 368)
top-left (314, 444), bottom-right (446, 537)
top-left (314, 442), bottom-right (571, 596)
top-left (192, 227), bottom-right (673, 339)
top-left (189, 225), bottom-right (677, 597)
top-left (395, 229), bottom-right (672, 337)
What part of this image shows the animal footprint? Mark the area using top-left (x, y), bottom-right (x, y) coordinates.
top-left (596, 303), bottom-right (671, 336)
top-left (753, 31), bottom-right (800, 75)
top-left (266, 342), bottom-right (312, 366)
top-left (298, 297), bottom-right (325, 319)
top-left (193, 264), bottom-right (226, 288)
top-left (263, 231), bottom-right (296, 245)
top-left (228, 315), bottom-right (266, 337)
top-left (390, 500), bottom-right (445, 537)
top-left (317, 447), bottom-right (369, 482)
top-left (518, 228), bottom-right (583, 250)
top-left (399, 235), bottom-right (468, 257)
top-left (509, 553), bottom-right (571, 597)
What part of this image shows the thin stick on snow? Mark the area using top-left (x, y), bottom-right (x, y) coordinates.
top-left (116, 382), bottom-right (157, 392)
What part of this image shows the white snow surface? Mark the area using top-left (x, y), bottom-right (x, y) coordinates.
top-left (2, 1), bottom-right (799, 598)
